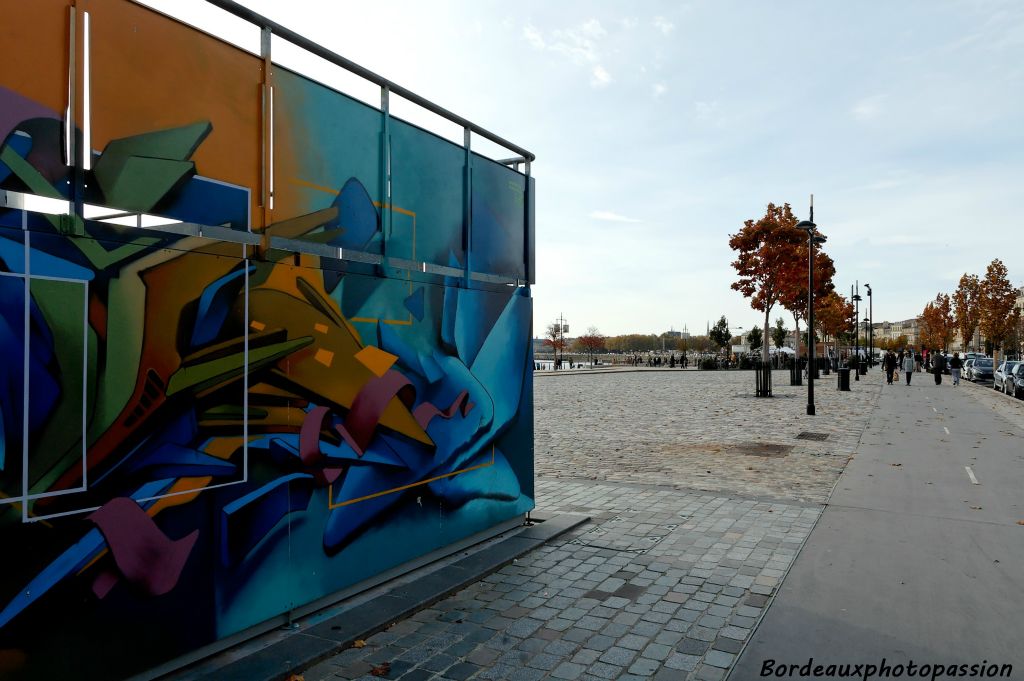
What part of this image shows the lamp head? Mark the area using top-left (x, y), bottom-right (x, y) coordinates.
top-left (795, 220), bottom-right (816, 233)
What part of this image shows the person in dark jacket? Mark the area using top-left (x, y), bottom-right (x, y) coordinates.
top-left (932, 350), bottom-right (946, 385)
top-left (949, 352), bottom-right (963, 386)
top-left (884, 350), bottom-right (898, 384)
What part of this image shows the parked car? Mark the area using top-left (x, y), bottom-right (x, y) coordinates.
top-left (993, 361), bottom-right (1020, 392)
top-left (969, 358), bottom-right (994, 382)
top-left (1006, 364), bottom-right (1024, 398)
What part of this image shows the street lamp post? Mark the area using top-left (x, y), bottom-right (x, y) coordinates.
top-left (796, 208), bottom-right (823, 416)
top-left (865, 284), bottom-right (873, 366)
top-left (863, 316), bottom-right (870, 366)
top-left (852, 282), bottom-right (861, 381)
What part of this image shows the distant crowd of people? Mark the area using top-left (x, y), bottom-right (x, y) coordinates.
top-left (881, 348), bottom-right (964, 386)
top-left (627, 353), bottom-right (690, 368)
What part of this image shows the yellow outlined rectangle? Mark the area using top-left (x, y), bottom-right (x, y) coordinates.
top-left (327, 445), bottom-right (495, 509)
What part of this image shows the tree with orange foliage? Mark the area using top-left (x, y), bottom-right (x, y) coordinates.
top-left (573, 326), bottom-right (606, 367)
top-left (544, 322), bottom-right (567, 367)
top-left (814, 291), bottom-right (854, 360)
top-left (729, 203), bottom-right (805, 363)
top-left (919, 293), bottom-right (954, 351)
top-left (952, 274), bottom-right (981, 352)
top-left (979, 259), bottom-right (1019, 367)
top-left (780, 241), bottom-right (836, 357)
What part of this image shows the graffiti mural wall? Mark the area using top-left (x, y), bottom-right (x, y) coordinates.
top-left (0, 1), bottom-right (535, 678)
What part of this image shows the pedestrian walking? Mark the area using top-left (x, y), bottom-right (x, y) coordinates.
top-left (949, 352), bottom-right (963, 386)
top-left (932, 350), bottom-right (945, 385)
top-left (902, 349), bottom-right (915, 385)
top-left (884, 350), bottom-right (897, 384)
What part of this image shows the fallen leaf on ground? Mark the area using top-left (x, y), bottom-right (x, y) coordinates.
top-left (353, 640), bottom-right (366, 649)
top-left (370, 662), bottom-right (391, 677)
top-left (285, 676), bottom-right (304, 681)
top-left (890, 463), bottom-right (902, 467)
top-left (970, 506), bottom-right (982, 510)
top-left (1018, 520), bottom-right (1024, 525)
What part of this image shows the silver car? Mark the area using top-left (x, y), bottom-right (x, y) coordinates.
top-left (994, 361), bottom-right (1020, 392)
top-left (1005, 363), bottom-right (1024, 398)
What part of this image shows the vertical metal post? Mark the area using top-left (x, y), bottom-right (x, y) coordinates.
top-left (854, 281), bottom-right (860, 381)
top-left (260, 26), bottom-right (273, 231)
top-left (806, 226), bottom-right (815, 416)
top-left (381, 86), bottom-right (392, 250)
top-left (66, 5), bottom-right (77, 224)
top-left (463, 127), bottom-right (472, 287)
top-left (868, 286), bottom-right (873, 365)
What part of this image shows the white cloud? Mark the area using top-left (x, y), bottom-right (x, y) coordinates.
top-left (591, 65), bottom-right (612, 88)
top-left (580, 18), bottom-right (607, 39)
top-left (653, 82), bottom-right (668, 97)
top-left (549, 28), bottom-right (600, 65)
top-left (590, 210), bottom-right (641, 223)
top-left (852, 95), bottom-right (885, 120)
top-left (523, 24), bottom-right (545, 50)
top-left (620, 17), bottom-right (639, 30)
top-left (522, 19), bottom-right (616, 88)
top-left (653, 16), bottom-right (675, 35)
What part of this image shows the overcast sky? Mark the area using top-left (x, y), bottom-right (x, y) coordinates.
top-left (142, 0), bottom-right (1024, 337)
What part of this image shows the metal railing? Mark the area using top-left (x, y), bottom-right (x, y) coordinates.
top-left (205, 0), bottom-right (535, 165)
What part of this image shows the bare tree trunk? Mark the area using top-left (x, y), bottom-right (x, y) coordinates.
top-left (793, 313), bottom-right (801, 359)
top-left (763, 307), bottom-right (770, 364)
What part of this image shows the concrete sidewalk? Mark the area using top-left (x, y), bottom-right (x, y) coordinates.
top-left (731, 375), bottom-right (1024, 678)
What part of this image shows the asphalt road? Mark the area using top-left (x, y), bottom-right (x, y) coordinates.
top-left (732, 373), bottom-right (1024, 679)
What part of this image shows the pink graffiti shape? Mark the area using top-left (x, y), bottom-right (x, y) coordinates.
top-left (342, 370), bottom-right (415, 452)
top-left (413, 390), bottom-right (474, 430)
top-left (299, 406), bottom-right (345, 484)
top-left (91, 570), bottom-right (119, 600)
top-left (87, 497), bottom-right (198, 597)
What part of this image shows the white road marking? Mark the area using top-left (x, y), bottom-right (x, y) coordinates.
top-left (943, 427), bottom-right (950, 435)
top-left (965, 466), bottom-right (979, 485)
top-left (933, 407), bottom-right (938, 413)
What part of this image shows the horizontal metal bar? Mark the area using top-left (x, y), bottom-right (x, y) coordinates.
top-left (205, 0), bottom-right (535, 163)
top-left (469, 271), bottom-right (523, 286)
top-left (423, 262), bottom-right (465, 278)
top-left (2, 189), bottom-right (527, 284)
top-left (268, 235), bottom-right (339, 259)
top-left (342, 250), bottom-right (383, 265)
top-left (495, 157), bottom-right (528, 166)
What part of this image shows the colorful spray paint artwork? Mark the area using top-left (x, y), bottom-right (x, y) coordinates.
top-left (0, 2), bottom-right (533, 678)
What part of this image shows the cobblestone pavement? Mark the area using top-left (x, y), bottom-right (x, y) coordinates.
top-left (305, 370), bottom-right (883, 681)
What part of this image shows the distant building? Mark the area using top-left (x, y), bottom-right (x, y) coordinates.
top-left (873, 318), bottom-right (920, 347)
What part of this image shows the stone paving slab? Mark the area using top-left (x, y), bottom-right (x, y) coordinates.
top-left (296, 370), bottom-right (882, 680)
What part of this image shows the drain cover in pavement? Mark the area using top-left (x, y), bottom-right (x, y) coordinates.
top-left (796, 431), bottom-right (829, 441)
top-left (734, 443), bottom-right (793, 457)
top-left (568, 520), bottom-right (666, 553)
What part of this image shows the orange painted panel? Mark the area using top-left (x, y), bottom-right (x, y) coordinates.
top-left (80, 0), bottom-right (263, 227)
top-left (0, 0), bottom-right (69, 118)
